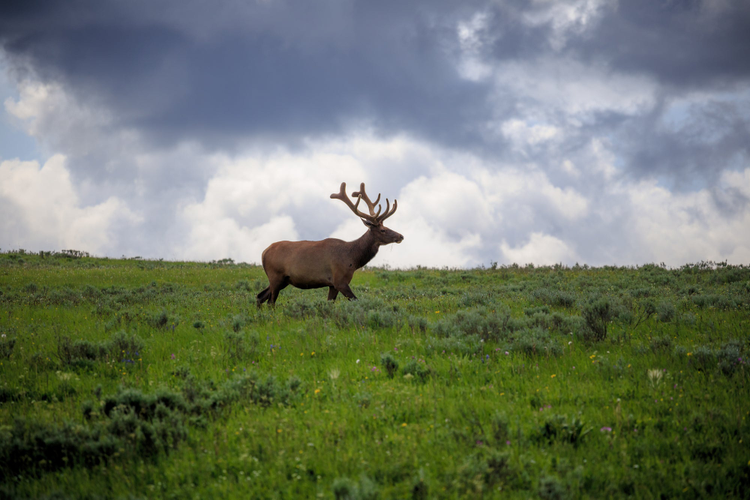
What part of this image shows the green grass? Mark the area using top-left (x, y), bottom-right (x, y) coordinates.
top-left (1, 251), bottom-right (749, 498)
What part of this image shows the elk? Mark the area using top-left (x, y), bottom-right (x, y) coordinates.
top-left (256, 182), bottom-right (403, 306)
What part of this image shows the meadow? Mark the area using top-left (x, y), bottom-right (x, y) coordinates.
top-left (0, 249), bottom-right (748, 499)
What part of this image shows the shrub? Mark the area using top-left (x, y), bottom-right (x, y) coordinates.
top-left (57, 331), bottom-right (144, 366)
top-left (691, 346), bottom-right (716, 371)
top-left (650, 335), bottom-right (672, 352)
top-left (515, 328), bottom-right (563, 357)
top-left (538, 475), bottom-right (567, 500)
top-left (147, 309), bottom-right (169, 328)
top-left (109, 331), bottom-right (144, 359)
top-left (331, 475), bottom-right (378, 500)
top-left (524, 306), bottom-right (551, 316)
top-left (425, 335), bottom-right (482, 357)
top-left (455, 449), bottom-right (513, 494)
top-left (381, 354), bottom-right (399, 378)
top-left (532, 288), bottom-right (576, 308)
top-left (491, 413), bottom-right (510, 444)
top-left (716, 340), bottom-right (744, 376)
top-left (366, 309), bottom-right (398, 330)
top-left (57, 337), bottom-right (108, 365)
top-left (402, 360), bottom-right (431, 382)
top-left (223, 331), bottom-right (248, 360)
top-left (656, 301), bottom-right (676, 322)
top-left (431, 307), bottom-right (510, 340)
top-left (408, 315), bottom-right (428, 334)
top-left (581, 298), bottom-right (612, 341)
top-left (533, 415), bottom-right (590, 447)
top-left (0, 337), bottom-right (15, 359)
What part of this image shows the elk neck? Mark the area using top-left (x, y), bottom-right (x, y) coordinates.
top-left (350, 229), bottom-right (381, 269)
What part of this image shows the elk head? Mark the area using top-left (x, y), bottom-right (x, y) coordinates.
top-left (331, 182), bottom-right (404, 245)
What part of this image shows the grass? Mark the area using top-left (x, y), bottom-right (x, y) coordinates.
top-left (0, 250), bottom-right (749, 498)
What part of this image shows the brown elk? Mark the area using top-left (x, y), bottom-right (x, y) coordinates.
top-left (256, 182), bottom-right (403, 306)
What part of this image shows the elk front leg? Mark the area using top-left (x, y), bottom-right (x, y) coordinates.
top-left (334, 282), bottom-right (357, 300)
top-left (327, 286), bottom-right (339, 301)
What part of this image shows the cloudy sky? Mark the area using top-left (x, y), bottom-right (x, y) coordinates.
top-left (1, 0), bottom-right (749, 268)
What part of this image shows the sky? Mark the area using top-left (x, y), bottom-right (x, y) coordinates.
top-left (1, 0), bottom-right (749, 268)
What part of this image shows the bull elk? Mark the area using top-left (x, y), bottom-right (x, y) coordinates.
top-left (256, 182), bottom-right (404, 306)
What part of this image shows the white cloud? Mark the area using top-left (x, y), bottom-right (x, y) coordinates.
top-left (329, 216), bottom-right (481, 269)
top-left (0, 155), bottom-right (139, 254)
top-left (492, 57), bottom-right (657, 119)
top-left (5, 81), bottom-right (127, 160)
top-left (456, 11), bottom-right (494, 82)
top-left (523, 0), bottom-right (614, 50)
top-left (624, 170), bottom-right (750, 265)
top-left (478, 167), bottom-right (589, 221)
top-left (500, 119), bottom-right (561, 149)
top-left (399, 171), bottom-right (495, 236)
top-left (500, 232), bottom-right (579, 265)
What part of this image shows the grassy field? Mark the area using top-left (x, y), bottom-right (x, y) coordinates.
top-left (1, 250), bottom-right (749, 499)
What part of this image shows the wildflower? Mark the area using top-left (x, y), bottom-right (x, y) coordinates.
top-left (551, 374), bottom-right (556, 378)
top-left (600, 427), bottom-right (612, 432)
top-left (401, 423), bottom-right (407, 427)
top-left (647, 369), bottom-right (663, 386)
top-left (356, 359), bottom-right (360, 364)
top-left (329, 369), bottom-right (340, 381)
top-left (505, 351), bottom-right (509, 355)
top-left (171, 353), bottom-right (176, 360)
top-left (314, 389), bottom-right (321, 395)
top-left (506, 440), bottom-right (511, 445)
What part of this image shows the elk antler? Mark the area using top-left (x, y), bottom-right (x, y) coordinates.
top-left (331, 182), bottom-right (398, 224)
top-left (352, 183), bottom-right (398, 223)
top-left (330, 182), bottom-right (379, 224)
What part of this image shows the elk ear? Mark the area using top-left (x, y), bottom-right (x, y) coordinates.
top-left (362, 219), bottom-right (378, 229)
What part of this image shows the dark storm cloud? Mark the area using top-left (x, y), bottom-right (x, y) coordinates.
top-left (0, 0), bottom-right (493, 150)
top-left (614, 97), bottom-right (750, 186)
top-left (2, 0), bottom-right (749, 189)
top-left (569, 0), bottom-right (750, 88)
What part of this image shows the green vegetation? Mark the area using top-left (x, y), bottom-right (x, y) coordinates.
top-left (1, 250), bottom-right (749, 498)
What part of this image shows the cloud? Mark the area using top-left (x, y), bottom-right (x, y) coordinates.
top-left (623, 170), bottom-right (750, 264)
top-left (0, 155), bottom-right (139, 254)
top-left (500, 232), bottom-right (579, 266)
top-left (1, 1), bottom-right (749, 268)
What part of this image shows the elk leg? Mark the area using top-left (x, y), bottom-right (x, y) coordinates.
top-left (335, 283), bottom-right (358, 300)
top-left (268, 278), bottom-right (289, 305)
top-left (327, 286), bottom-right (339, 301)
top-left (256, 287), bottom-right (271, 307)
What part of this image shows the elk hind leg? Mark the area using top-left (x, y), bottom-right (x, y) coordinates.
top-left (256, 287), bottom-right (271, 307)
top-left (268, 277), bottom-right (289, 305)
